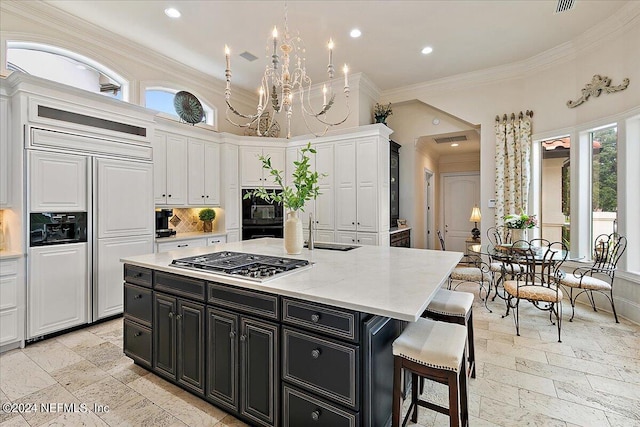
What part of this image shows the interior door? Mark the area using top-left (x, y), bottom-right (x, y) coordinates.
top-left (441, 173), bottom-right (480, 253)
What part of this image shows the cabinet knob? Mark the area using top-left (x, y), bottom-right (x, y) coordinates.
top-left (134, 332), bottom-right (142, 337)
top-left (175, 314), bottom-right (182, 320)
top-left (134, 294), bottom-right (142, 299)
top-left (202, 195), bottom-right (205, 198)
top-left (206, 195), bottom-right (209, 198)
top-left (168, 194), bottom-right (172, 197)
top-left (177, 244), bottom-right (188, 248)
top-left (168, 312), bottom-right (174, 318)
top-left (135, 272), bottom-right (143, 278)
top-left (310, 313), bottom-right (320, 323)
top-left (240, 334), bottom-right (246, 342)
top-left (357, 222), bottom-right (360, 225)
top-left (311, 410), bottom-right (321, 421)
top-left (162, 194), bottom-right (166, 197)
top-left (316, 220), bottom-right (319, 224)
top-left (229, 331), bottom-right (236, 339)
top-left (311, 348), bottom-right (321, 359)
top-left (351, 222), bottom-right (355, 225)
top-left (352, 239), bottom-right (355, 243)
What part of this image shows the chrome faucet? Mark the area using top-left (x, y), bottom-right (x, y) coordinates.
top-left (308, 213), bottom-right (314, 250)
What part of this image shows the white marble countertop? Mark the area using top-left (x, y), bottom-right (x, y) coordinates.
top-left (122, 238), bottom-right (462, 322)
top-left (156, 231), bottom-right (227, 243)
top-left (389, 227), bottom-right (412, 234)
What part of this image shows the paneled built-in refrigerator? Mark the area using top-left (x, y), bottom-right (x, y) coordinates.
top-left (27, 149), bottom-right (153, 339)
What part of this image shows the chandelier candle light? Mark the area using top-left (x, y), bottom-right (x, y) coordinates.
top-left (224, 4), bottom-right (350, 139)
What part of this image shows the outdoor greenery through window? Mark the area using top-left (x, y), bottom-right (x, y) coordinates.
top-left (591, 125), bottom-right (618, 240)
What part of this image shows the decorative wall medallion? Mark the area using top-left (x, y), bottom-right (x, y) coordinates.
top-left (174, 91), bottom-right (204, 124)
top-left (567, 75), bottom-right (630, 108)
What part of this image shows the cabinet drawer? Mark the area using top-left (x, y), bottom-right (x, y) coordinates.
top-left (282, 327), bottom-right (359, 410)
top-left (124, 284), bottom-right (152, 326)
top-left (124, 264), bottom-right (152, 288)
top-left (157, 238), bottom-right (207, 252)
top-left (282, 298), bottom-right (359, 342)
top-left (124, 319), bottom-right (152, 367)
top-left (0, 275), bottom-right (17, 310)
top-left (0, 308), bottom-right (19, 345)
top-left (155, 271), bottom-right (206, 302)
top-left (208, 282), bottom-right (278, 321)
top-left (207, 236), bottom-right (227, 245)
top-left (283, 384), bottom-right (358, 427)
top-left (0, 260), bottom-right (18, 276)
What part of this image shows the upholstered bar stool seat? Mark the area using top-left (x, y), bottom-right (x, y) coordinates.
top-left (423, 289), bottom-right (476, 378)
top-left (392, 318), bottom-right (469, 427)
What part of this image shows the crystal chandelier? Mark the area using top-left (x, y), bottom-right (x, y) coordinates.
top-left (224, 3), bottom-right (350, 139)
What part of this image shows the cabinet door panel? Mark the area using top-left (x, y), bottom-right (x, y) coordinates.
top-left (335, 142), bottom-right (356, 231)
top-left (315, 186), bottom-right (334, 230)
top-left (165, 135), bottom-right (187, 205)
top-left (356, 138), bottom-right (378, 232)
top-left (28, 243), bottom-right (88, 338)
top-left (29, 151), bottom-right (87, 212)
top-left (177, 300), bottom-right (205, 394)
top-left (97, 159), bottom-right (153, 238)
top-left (205, 142), bottom-right (220, 205)
top-left (241, 317), bottom-right (278, 426)
top-left (154, 293), bottom-right (177, 378)
top-left (152, 133), bottom-right (168, 204)
top-left (335, 231), bottom-right (356, 244)
top-left (0, 97), bottom-right (9, 207)
top-left (187, 139), bottom-right (206, 205)
top-left (207, 307), bottom-right (239, 411)
top-left (357, 232), bottom-right (378, 246)
top-left (96, 236), bottom-right (153, 320)
top-left (240, 147), bottom-right (264, 187)
top-left (223, 145), bottom-right (239, 230)
top-left (263, 148), bottom-right (285, 187)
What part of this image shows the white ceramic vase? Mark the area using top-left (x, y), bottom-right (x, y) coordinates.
top-left (284, 211), bottom-right (303, 254)
top-left (511, 228), bottom-right (528, 247)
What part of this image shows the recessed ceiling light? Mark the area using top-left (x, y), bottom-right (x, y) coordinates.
top-left (421, 46), bottom-right (433, 55)
top-left (164, 7), bottom-right (181, 18)
top-left (350, 29), bottom-right (362, 38)
top-left (451, 143), bottom-right (459, 147)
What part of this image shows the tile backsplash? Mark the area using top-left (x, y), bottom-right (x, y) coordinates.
top-left (168, 208), bottom-right (223, 233)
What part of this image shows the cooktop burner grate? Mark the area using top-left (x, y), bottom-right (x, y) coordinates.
top-left (170, 251), bottom-right (310, 282)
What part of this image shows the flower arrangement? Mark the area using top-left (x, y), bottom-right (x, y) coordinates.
top-left (373, 102), bottom-right (393, 123)
top-left (503, 211), bottom-right (537, 229)
top-left (243, 142), bottom-right (324, 211)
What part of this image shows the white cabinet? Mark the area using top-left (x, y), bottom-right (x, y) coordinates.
top-left (226, 229), bottom-right (240, 243)
top-left (188, 139), bottom-right (220, 206)
top-left (240, 146), bottom-right (285, 187)
top-left (207, 235), bottom-right (227, 245)
top-left (335, 138), bottom-right (381, 233)
top-left (315, 230), bottom-right (335, 243)
top-left (335, 231), bottom-right (378, 246)
top-left (0, 258), bottom-right (22, 348)
top-left (222, 144), bottom-right (240, 232)
top-left (0, 96), bottom-right (9, 207)
top-left (29, 151), bottom-right (88, 212)
top-left (96, 235), bottom-right (153, 320)
top-left (97, 158), bottom-right (154, 239)
top-left (153, 132), bottom-right (187, 205)
top-left (28, 243), bottom-right (88, 338)
top-left (157, 237), bottom-right (207, 253)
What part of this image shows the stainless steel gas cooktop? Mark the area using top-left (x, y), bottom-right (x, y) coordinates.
top-left (170, 251), bottom-right (311, 282)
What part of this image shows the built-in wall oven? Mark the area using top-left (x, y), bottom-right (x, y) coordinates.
top-left (241, 189), bottom-right (284, 240)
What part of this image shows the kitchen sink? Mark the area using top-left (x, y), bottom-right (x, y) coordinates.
top-left (303, 242), bottom-right (360, 251)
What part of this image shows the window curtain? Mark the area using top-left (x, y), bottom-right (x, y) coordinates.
top-left (495, 111), bottom-right (533, 224)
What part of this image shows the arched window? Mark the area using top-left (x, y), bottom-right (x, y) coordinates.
top-left (144, 87), bottom-right (216, 128)
top-left (6, 42), bottom-right (129, 101)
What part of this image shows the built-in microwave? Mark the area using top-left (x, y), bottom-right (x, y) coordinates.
top-left (29, 212), bottom-right (88, 246)
top-left (242, 189), bottom-right (284, 225)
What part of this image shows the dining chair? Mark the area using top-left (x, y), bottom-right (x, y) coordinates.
top-left (485, 226), bottom-right (522, 301)
top-left (503, 239), bottom-right (568, 342)
top-left (436, 230), bottom-right (491, 305)
top-left (557, 233), bottom-right (627, 323)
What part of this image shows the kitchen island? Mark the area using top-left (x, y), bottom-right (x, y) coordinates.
top-left (121, 238), bottom-right (462, 427)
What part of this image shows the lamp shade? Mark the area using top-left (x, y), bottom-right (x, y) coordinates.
top-left (469, 206), bottom-right (482, 223)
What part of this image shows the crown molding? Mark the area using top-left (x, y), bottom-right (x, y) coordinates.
top-left (383, 1), bottom-right (640, 103)
top-left (356, 72), bottom-right (382, 101)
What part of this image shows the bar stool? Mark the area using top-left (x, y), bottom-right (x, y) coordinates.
top-left (392, 318), bottom-right (469, 427)
top-left (423, 289), bottom-right (476, 378)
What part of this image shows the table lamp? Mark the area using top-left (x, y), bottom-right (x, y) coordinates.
top-left (469, 206), bottom-right (481, 239)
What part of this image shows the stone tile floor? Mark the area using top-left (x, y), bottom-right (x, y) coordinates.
top-left (1, 280), bottom-right (639, 426)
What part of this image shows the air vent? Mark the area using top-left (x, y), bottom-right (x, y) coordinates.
top-left (240, 51), bottom-right (259, 62)
top-left (434, 135), bottom-right (468, 144)
top-left (555, 0), bottom-right (576, 14)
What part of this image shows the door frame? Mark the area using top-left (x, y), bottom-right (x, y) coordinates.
top-left (423, 168), bottom-right (434, 249)
top-left (439, 172), bottom-right (480, 250)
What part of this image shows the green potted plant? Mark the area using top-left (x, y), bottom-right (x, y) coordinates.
top-left (244, 142), bottom-right (325, 254)
top-left (198, 208), bottom-right (216, 232)
top-left (373, 102), bottom-right (393, 125)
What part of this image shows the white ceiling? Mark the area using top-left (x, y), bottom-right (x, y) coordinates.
top-left (44, 0), bottom-right (628, 93)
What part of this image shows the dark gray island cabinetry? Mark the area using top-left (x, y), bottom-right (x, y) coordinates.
top-left (123, 266), bottom-right (399, 427)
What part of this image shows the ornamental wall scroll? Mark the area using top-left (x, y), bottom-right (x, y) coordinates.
top-left (567, 74), bottom-right (630, 108)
